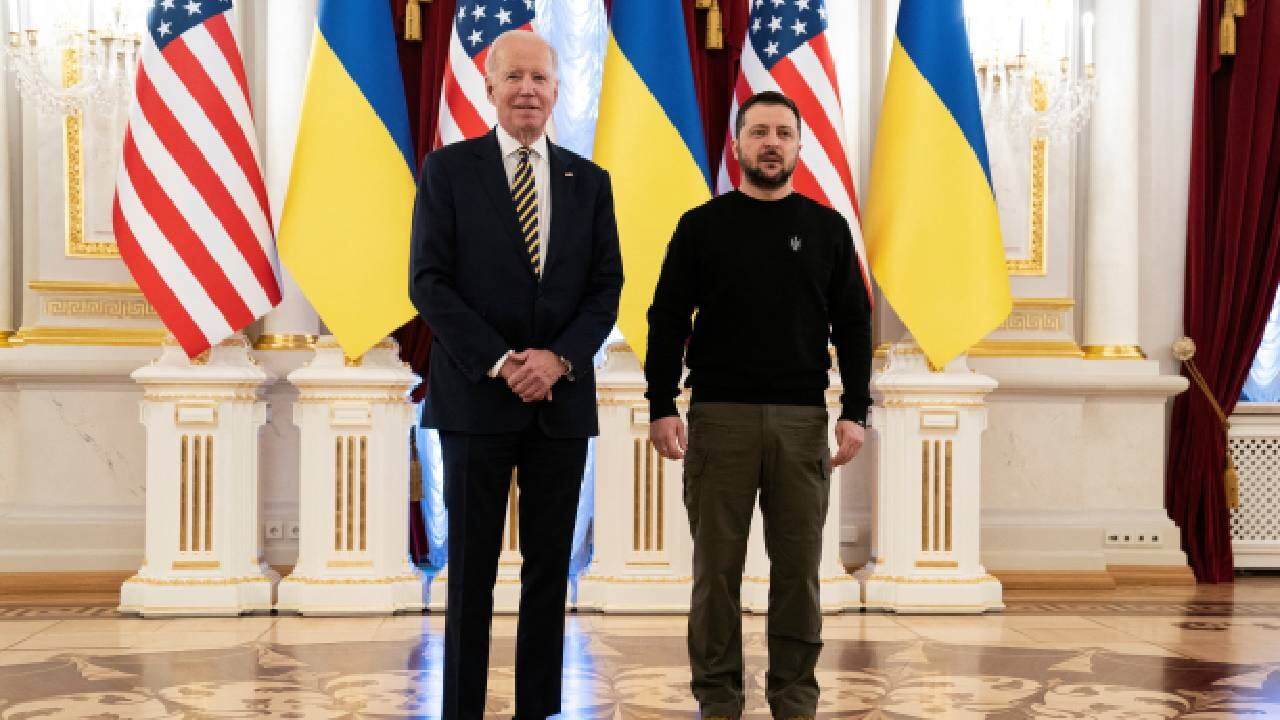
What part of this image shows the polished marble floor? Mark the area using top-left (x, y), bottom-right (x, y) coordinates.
top-left (2, 580), bottom-right (1280, 718)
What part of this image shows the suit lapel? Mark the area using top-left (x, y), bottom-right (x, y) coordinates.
top-left (472, 130), bottom-right (536, 279)
top-left (544, 141), bottom-right (574, 280)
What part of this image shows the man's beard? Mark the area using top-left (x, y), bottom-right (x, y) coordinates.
top-left (740, 153), bottom-right (796, 190)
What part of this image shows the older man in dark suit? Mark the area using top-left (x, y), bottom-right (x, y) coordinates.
top-left (408, 29), bottom-right (623, 720)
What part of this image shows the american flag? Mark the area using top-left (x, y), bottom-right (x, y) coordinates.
top-left (719, 0), bottom-right (869, 298)
top-left (113, 0), bottom-right (281, 358)
top-left (436, 0), bottom-right (537, 147)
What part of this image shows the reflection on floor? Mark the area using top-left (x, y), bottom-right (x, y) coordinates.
top-left (1, 579), bottom-right (1279, 718)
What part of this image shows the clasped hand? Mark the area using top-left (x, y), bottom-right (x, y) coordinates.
top-left (500, 349), bottom-right (565, 402)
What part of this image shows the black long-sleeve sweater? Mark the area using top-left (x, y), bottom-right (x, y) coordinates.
top-left (644, 190), bottom-right (873, 423)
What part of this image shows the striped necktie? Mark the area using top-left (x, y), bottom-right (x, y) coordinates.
top-left (512, 147), bottom-right (541, 277)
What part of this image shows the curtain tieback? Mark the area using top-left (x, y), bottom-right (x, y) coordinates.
top-left (1174, 336), bottom-right (1240, 509)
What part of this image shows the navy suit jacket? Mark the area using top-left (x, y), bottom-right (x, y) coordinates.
top-left (409, 130), bottom-right (623, 438)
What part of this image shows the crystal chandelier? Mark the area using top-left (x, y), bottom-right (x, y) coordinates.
top-left (5, 1), bottom-right (145, 118)
top-left (966, 0), bottom-right (1097, 141)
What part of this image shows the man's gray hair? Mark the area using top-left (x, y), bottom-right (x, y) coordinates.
top-left (484, 30), bottom-right (559, 79)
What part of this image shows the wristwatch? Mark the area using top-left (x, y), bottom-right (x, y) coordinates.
top-left (558, 355), bottom-right (575, 382)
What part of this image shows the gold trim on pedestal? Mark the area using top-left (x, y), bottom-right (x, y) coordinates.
top-left (171, 560), bottom-right (221, 570)
top-left (0, 331), bottom-right (14, 347)
top-left (1082, 345), bottom-right (1147, 360)
top-left (9, 326), bottom-right (167, 346)
top-left (253, 334), bottom-right (318, 350)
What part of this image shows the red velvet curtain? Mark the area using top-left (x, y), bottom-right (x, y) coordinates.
top-left (1168, 0), bottom-right (1280, 582)
top-left (389, 0), bottom-right (459, 564)
top-left (681, 1), bottom-right (750, 176)
top-left (389, 0), bottom-right (459, 406)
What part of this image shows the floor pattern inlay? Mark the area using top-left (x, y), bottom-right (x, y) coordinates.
top-left (2, 632), bottom-right (1279, 718)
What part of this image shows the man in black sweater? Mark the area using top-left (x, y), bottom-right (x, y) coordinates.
top-left (644, 90), bottom-right (872, 720)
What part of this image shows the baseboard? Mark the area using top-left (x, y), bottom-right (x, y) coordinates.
top-left (1106, 564), bottom-right (1196, 586)
top-left (0, 567), bottom-right (300, 602)
top-left (988, 569), bottom-right (1117, 590)
top-left (0, 564), bottom-right (1197, 602)
top-left (0, 571), bottom-right (133, 599)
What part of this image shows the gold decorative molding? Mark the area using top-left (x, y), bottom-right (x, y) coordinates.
top-left (28, 280), bottom-right (141, 294)
top-left (278, 574), bottom-right (419, 585)
top-left (9, 326), bottom-right (167, 346)
top-left (171, 560), bottom-right (221, 570)
top-left (1082, 344), bottom-right (1147, 360)
top-left (1012, 297), bottom-right (1074, 310)
top-left (576, 574), bottom-right (695, 584)
top-left (326, 559), bottom-right (374, 569)
top-left (0, 330), bottom-right (14, 347)
top-left (123, 574), bottom-right (272, 586)
top-left (999, 311), bottom-right (1061, 332)
top-left (863, 574), bottom-right (999, 585)
top-left (44, 297), bottom-right (157, 321)
top-left (254, 333), bottom-right (318, 350)
top-left (63, 48), bottom-right (119, 258)
top-left (968, 340), bottom-right (1085, 358)
top-left (1007, 133), bottom-right (1047, 276)
top-left (915, 560), bottom-right (959, 568)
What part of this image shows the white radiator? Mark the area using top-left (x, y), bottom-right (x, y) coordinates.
top-left (1230, 405), bottom-right (1280, 568)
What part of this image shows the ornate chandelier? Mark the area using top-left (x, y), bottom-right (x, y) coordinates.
top-left (6, 0), bottom-right (146, 118)
top-left (966, 0), bottom-right (1097, 141)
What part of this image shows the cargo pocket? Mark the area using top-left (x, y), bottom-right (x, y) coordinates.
top-left (682, 445), bottom-right (709, 533)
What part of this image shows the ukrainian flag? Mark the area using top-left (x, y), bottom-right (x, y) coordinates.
top-left (865, 0), bottom-right (1012, 369)
top-left (277, 0), bottom-right (417, 358)
top-left (594, 0), bottom-right (711, 362)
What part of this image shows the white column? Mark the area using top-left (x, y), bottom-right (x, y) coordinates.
top-left (120, 335), bottom-right (276, 617)
top-left (0, 8), bottom-right (14, 347)
top-left (257, 0), bottom-right (318, 350)
top-left (1082, 2), bottom-right (1143, 360)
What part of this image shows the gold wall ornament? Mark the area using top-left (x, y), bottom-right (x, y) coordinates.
top-left (9, 326), bottom-right (167, 346)
top-left (1007, 137), bottom-right (1047, 275)
top-left (62, 48), bottom-right (120, 258)
top-left (28, 281), bottom-right (141, 294)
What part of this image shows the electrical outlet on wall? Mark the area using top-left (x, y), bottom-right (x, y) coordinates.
top-left (1105, 530), bottom-right (1162, 547)
top-left (265, 521), bottom-right (283, 540)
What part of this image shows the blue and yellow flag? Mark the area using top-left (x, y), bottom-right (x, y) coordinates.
top-left (594, 0), bottom-right (711, 362)
top-left (277, 0), bottom-right (417, 357)
top-left (865, 0), bottom-right (1012, 368)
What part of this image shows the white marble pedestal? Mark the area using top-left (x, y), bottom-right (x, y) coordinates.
top-left (856, 342), bottom-right (1004, 613)
top-left (119, 335), bottom-right (275, 617)
top-left (276, 337), bottom-right (425, 615)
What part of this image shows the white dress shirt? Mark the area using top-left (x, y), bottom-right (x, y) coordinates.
top-left (489, 126), bottom-right (553, 378)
